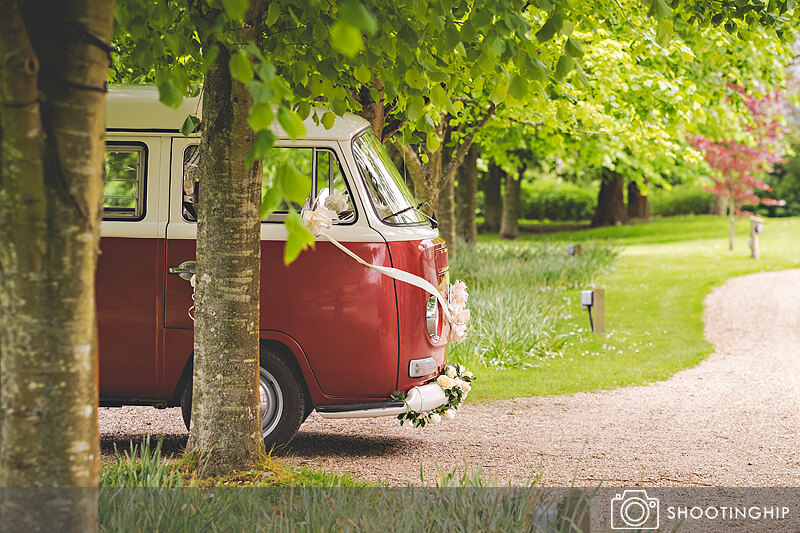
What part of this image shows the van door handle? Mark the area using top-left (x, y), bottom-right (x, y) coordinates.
top-left (168, 260), bottom-right (196, 281)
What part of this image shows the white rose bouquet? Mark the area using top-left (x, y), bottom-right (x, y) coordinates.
top-left (446, 280), bottom-right (471, 344)
top-left (392, 363), bottom-right (475, 428)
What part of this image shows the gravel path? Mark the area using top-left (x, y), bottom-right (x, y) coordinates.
top-left (100, 269), bottom-right (800, 486)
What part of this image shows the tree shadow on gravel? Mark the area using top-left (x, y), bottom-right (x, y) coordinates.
top-left (285, 431), bottom-right (412, 459)
top-left (101, 433), bottom-right (188, 458)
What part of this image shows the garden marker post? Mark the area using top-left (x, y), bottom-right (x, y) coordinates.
top-left (750, 216), bottom-right (764, 259)
top-left (594, 288), bottom-right (605, 336)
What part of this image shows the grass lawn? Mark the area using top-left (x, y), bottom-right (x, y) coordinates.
top-left (467, 215), bottom-right (800, 401)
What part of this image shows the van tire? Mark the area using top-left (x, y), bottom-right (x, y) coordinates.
top-left (179, 347), bottom-right (305, 450)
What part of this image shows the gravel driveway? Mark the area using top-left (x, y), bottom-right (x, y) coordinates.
top-left (100, 269), bottom-right (800, 486)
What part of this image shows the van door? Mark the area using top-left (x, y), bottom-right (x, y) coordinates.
top-left (98, 137), bottom-right (167, 400)
top-left (164, 139), bottom-right (399, 399)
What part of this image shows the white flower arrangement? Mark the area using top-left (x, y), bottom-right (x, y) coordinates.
top-left (391, 363), bottom-right (475, 428)
top-left (323, 188), bottom-right (349, 214)
top-left (447, 280), bottom-right (471, 344)
top-left (301, 198), bottom-right (337, 236)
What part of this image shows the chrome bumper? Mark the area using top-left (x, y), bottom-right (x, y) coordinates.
top-left (316, 383), bottom-right (446, 420)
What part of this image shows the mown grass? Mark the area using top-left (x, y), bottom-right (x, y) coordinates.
top-left (462, 215), bottom-right (800, 401)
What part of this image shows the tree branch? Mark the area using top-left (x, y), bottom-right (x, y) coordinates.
top-left (440, 103), bottom-right (496, 188)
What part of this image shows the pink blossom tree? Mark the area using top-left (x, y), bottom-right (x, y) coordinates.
top-left (690, 87), bottom-right (787, 251)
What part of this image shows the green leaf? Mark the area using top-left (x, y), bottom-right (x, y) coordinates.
top-left (560, 19), bottom-right (575, 36)
top-left (321, 110), bottom-right (336, 129)
top-left (406, 95), bottom-right (425, 121)
top-left (247, 80), bottom-right (274, 104)
top-left (404, 69), bottom-right (425, 90)
top-left (491, 79), bottom-right (508, 104)
top-left (247, 130), bottom-right (276, 163)
top-left (528, 56), bottom-right (550, 82)
top-left (354, 64), bottom-right (371, 84)
top-left (508, 74), bottom-right (528, 100)
top-left (156, 76), bottom-right (183, 109)
top-left (656, 18), bottom-right (674, 48)
top-left (277, 107), bottom-right (306, 141)
top-left (312, 21), bottom-right (328, 40)
top-left (430, 85), bottom-right (449, 109)
top-left (180, 115), bottom-right (201, 137)
top-left (649, 0), bottom-right (671, 19)
top-left (554, 54), bottom-right (574, 81)
top-left (426, 131), bottom-right (441, 152)
top-left (330, 22), bottom-right (364, 57)
top-left (248, 104), bottom-right (273, 132)
top-left (221, 0), bottom-right (248, 19)
top-left (254, 61), bottom-right (276, 82)
top-left (536, 13), bottom-right (562, 43)
top-left (278, 163), bottom-right (311, 204)
top-left (296, 102), bottom-right (311, 120)
top-left (229, 51), bottom-right (253, 83)
top-left (266, 2), bottom-right (281, 26)
top-left (202, 45), bottom-right (220, 73)
top-left (565, 37), bottom-right (584, 58)
top-left (339, 1), bottom-right (378, 34)
top-left (260, 185), bottom-right (283, 219)
top-left (573, 64), bottom-right (591, 89)
top-left (284, 211), bottom-right (315, 264)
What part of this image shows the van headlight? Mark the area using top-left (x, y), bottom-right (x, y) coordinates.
top-left (425, 295), bottom-right (439, 341)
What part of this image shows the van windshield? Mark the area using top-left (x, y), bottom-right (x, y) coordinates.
top-left (353, 132), bottom-right (427, 225)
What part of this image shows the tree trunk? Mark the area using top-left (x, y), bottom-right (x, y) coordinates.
top-left (437, 174), bottom-right (457, 255)
top-left (728, 198), bottom-right (735, 251)
top-left (627, 181), bottom-right (649, 219)
top-left (710, 193), bottom-right (726, 215)
top-left (456, 144), bottom-right (479, 244)
top-left (500, 171), bottom-right (521, 240)
top-left (0, 1), bottom-right (114, 530)
top-left (592, 172), bottom-right (628, 227)
top-left (483, 163), bottom-right (503, 232)
top-left (187, 21), bottom-right (264, 475)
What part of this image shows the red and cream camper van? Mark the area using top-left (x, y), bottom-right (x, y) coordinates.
top-left (99, 86), bottom-right (450, 446)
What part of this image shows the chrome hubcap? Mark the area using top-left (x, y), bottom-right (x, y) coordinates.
top-left (259, 368), bottom-right (283, 437)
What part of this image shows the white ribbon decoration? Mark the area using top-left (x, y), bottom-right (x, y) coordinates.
top-left (319, 232), bottom-right (454, 324)
top-left (301, 200), bottom-right (453, 324)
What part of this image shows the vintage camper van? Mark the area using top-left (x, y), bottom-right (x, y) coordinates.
top-left (99, 86), bottom-right (450, 446)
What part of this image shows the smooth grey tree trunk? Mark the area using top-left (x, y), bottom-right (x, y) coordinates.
top-left (437, 174), bottom-right (457, 256)
top-left (483, 163), bottom-right (503, 232)
top-left (186, 16), bottom-right (264, 475)
top-left (456, 144), bottom-right (479, 244)
top-left (500, 171), bottom-right (521, 240)
top-left (0, 1), bottom-right (114, 530)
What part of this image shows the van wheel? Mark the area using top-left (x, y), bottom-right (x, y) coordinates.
top-left (179, 347), bottom-right (305, 449)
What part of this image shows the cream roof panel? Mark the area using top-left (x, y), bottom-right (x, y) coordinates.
top-left (106, 85), bottom-right (370, 141)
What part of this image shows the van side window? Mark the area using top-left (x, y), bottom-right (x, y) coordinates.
top-left (316, 149), bottom-right (355, 222)
top-left (103, 144), bottom-right (146, 220)
top-left (262, 146), bottom-right (314, 216)
top-left (182, 145), bottom-right (355, 224)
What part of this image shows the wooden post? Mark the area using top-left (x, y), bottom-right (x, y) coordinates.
top-left (593, 288), bottom-right (605, 336)
top-left (750, 216), bottom-right (763, 259)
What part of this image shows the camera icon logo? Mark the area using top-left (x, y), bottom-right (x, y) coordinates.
top-left (611, 489), bottom-right (660, 530)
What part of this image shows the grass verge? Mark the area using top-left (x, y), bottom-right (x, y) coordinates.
top-left (463, 215), bottom-right (800, 401)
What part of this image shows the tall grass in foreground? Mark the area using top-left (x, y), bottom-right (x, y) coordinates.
top-left (99, 443), bottom-right (593, 532)
top-left (449, 242), bottom-right (618, 368)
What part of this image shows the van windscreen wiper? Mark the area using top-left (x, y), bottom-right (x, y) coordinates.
top-left (382, 202), bottom-right (438, 229)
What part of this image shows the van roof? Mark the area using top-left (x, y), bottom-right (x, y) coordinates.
top-left (106, 84), bottom-right (371, 141)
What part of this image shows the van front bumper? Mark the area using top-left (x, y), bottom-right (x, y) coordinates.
top-left (315, 383), bottom-right (446, 419)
